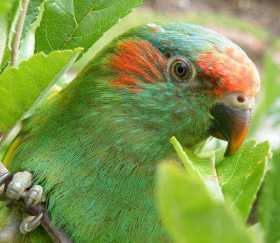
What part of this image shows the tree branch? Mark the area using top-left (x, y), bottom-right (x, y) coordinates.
top-left (11, 0), bottom-right (30, 66)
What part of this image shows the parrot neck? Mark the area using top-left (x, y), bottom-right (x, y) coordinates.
top-left (9, 51), bottom-right (213, 242)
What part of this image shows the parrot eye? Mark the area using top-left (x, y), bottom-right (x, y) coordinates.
top-left (168, 57), bottom-right (195, 83)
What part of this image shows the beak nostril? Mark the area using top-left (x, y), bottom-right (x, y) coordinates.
top-left (237, 95), bottom-right (245, 103)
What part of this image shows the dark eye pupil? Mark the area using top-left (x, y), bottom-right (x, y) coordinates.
top-left (175, 62), bottom-right (188, 78)
top-left (176, 64), bottom-right (186, 75)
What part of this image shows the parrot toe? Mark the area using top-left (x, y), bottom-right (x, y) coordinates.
top-left (5, 172), bottom-right (44, 207)
top-left (24, 185), bottom-right (44, 208)
top-left (19, 213), bottom-right (43, 234)
top-left (6, 172), bottom-right (33, 200)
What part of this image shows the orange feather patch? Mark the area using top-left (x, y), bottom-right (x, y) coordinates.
top-left (110, 40), bottom-right (167, 90)
top-left (196, 46), bottom-right (260, 97)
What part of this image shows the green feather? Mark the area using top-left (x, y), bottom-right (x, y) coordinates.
top-left (3, 23), bottom-right (239, 242)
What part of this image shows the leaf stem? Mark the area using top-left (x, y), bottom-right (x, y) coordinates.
top-left (11, 0), bottom-right (30, 66)
top-left (169, 136), bottom-right (198, 176)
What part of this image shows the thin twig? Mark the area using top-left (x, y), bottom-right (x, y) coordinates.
top-left (11, 0), bottom-right (30, 66)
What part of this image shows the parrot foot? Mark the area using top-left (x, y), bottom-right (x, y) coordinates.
top-left (3, 171), bottom-right (44, 234)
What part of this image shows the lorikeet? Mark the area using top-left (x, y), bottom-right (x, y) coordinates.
top-left (0, 23), bottom-right (260, 242)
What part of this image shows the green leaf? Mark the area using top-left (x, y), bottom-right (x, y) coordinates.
top-left (22, 0), bottom-right (44, 40)
top-left (156, 163), bottom-right (254, 243)
top-left (0, 0), bottom-right (19, 68)
top-left (35, 0), bottom-right (143, 53)
top-left (1, 0), bottom-right (44, 68)
top-left (17, 0), bottom-right (45, 62)
top-left (170, 136), bottom-right (223, 201)
top-left (248, 224), bottom-right (265, 243)
top-left (0, 1), bottom-right (17, 17)
top-left (0, 48), bottom-right (81, 132)
top-left (260, 151), bottom-right (280, 243)
top-left (170, 136), bottom-right (200, 178)
top-left (217, 141), bottom-right (270, 222)
top-left (0, 17), bottom-right (8, 66)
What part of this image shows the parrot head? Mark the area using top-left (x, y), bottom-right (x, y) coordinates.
top-left (99, 23), bottom-right (260, 156)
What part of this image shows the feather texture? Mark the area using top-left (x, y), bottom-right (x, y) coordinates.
top-left (1, 23), bottom-right (260, 243)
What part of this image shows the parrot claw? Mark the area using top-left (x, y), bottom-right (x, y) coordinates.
top-left (2, 171), bottom-right (45, 234)
top-left (19, 213), bottom-right (43, 234)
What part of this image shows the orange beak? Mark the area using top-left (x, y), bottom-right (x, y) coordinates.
top-left (210, 104), bottom-right (251, 156)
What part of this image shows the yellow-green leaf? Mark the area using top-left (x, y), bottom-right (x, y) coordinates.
top-left (0, 48), bottom-right (81, 132)
top-left (217, 141), bottom-right (270, 222)
top-left (35, 0), bottom-right (143, 53)
top-left (156, 163), bottom-right (254, 243)
top-left (260, 151), bottom-right (280, 243)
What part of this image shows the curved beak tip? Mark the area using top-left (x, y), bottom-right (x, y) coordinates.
top-left (224, 126), bottom-right (248, 157)
top-left (210, 104), bottom-right (251, 157)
